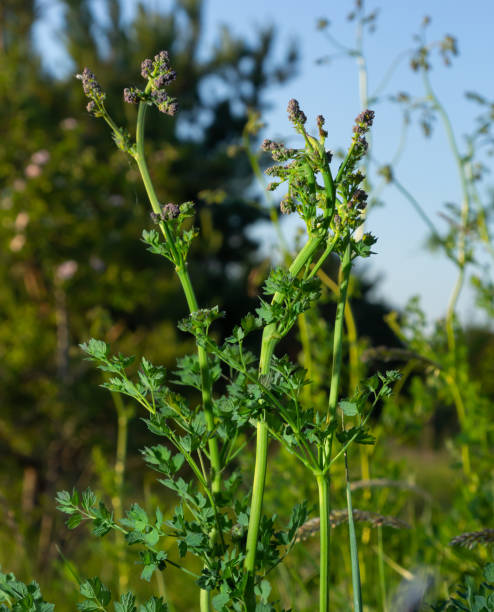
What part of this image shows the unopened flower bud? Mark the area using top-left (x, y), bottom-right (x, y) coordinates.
top-left (154, 50), bottom-right (170, 65)
top-left (317, 114), bottom-right (328, 138)
top-left (154, 71), bottom-right (176, 88)
top-left (167, 101), bottom-right (178, 116)
top-left (287, 98), bottom-right (307, 125)
top-left (353, 109), bottom-right (375, 136)
top-left (161, 202), bottom-right (180, 220)
top-left (280, 195), bottom-right (296, 215)
top-left (349, 188), bottom-right (368, 210)
top-left (141, 58), bottom-right (153, 78)
top-left (123, 88), bottom-right (140, 104)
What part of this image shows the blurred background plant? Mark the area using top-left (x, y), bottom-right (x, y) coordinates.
top-left (0, 0), bottom-right (493, 610)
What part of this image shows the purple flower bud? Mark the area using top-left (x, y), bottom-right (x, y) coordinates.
top-left (349, 188), bottom-right (368, 210)
top-left (161, 202), bottom-right (180, 220)
top-left (141, 58), bottom-right (153, 79)
top-left (150, 212), bottom-right (160, 224)
top-left (152, 89), bottom-right (168, 105)
top-left (167, 101), bottom-right (178, 116)
top-left (154, 71), bottom-right (176, 88)
top-left (287, 98), bottom-right (307, 125)
top-left (261, 139), bottom-right (273, 152)
top-left (123, 88), bottom-right (140, 104)
top-left (353, 109), bottom-right (375, 135)
top-left (154, 50), bottom-right (170, 65)
top-left (317, 114), bottom-right (328, 138)
top-left (280, 195), bottom-right (296, 215)
top-left (86, 100), bottom-right (96, 114)
top-left (76, 67), bottom-right (103, 97)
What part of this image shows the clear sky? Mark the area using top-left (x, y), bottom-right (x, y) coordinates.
top-left (33, 0), bottom-right (494, 325)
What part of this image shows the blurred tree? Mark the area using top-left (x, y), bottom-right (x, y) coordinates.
top-left (0, 0), bottom-right (297, 589)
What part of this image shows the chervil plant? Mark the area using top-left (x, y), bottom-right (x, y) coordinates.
top-left (1, 51), bottom-right (399, 612)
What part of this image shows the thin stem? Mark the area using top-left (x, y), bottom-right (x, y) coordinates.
top-left (315, 268), bottom-right (360, 393)
top-left (391, 176), bottom-right (442, 240)
top-left (422, 69), bottom-right (470, 356)
top-left (377, 526), bottom-right (388, 612)
top-left (345, 451), bottom-right (362, 612)
top-left (316, 473), bottom-right (331, 612)
top-left (134, 98), bottom-right (223, 607)
top-left (442, 373), bottom-right (471, 476)
top-left (135, 99), bottom-right (221, 494)
top-left (111, 392), bottom-right (130, 595)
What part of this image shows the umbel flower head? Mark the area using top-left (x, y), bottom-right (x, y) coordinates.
top-left (136, 50), bottom-right (178, 116)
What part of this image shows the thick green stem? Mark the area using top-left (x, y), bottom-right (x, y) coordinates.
top-left (243, 233), bottom-right (329, 606)
top-left (326, 241), bottom-right (352, 459)
top-left (345, 451), bottom-right (362, 611)
top-left (200, 588), bottom-right (211, 612)
top-left (316, 473), bottom-right (331, 612)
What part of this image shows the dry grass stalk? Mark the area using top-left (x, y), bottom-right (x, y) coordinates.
top-left (449, 528), bottom-right (494, 550)
top-left (296, 509), bottom-right (410, 543)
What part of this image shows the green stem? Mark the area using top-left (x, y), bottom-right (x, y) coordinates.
top-left (316, 473), bottom-right (331, 612)
top-left (111, 392), bottom-right (129, 595)
top-left (134, 98), bottom-right (222, 608)
top-left (345, 451), bottom-right (362, 611)
top-left (135, 100), bottom-right (221, 495)
top-left (243, 418), bottom-right (269, 610)
top-left (422, 69), bottom-right (470, 356)
top-left (327, 240), bottom-right (352, 458)
top-left (391, 176), bottom-right (441, 240)
top-left (377, 525), bottom-right (388, 612)
top-left (200, 589), bottom-right (211, 612)
top-left (243, 233), bottom-right (331, 607)
top-left (298, 312), bottom-right (313, 405)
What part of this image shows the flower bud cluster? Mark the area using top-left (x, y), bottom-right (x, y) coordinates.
top-left (287, 99), bottom-right (307, 125)
top-left (280, 195), bottom-right (297, 215)
top-left (353, 110), bottom-right (375, 136)
top-left (348, 188), bottom-right (368, 210)
top-left (137, 50), bottom-right (178, 116)
top-left (76, 68), bottom-right (106, 116)
top-left (261, 139), bottom-right (296, 162)
top-left (317, 114), bottom-right (328, 139)
top-left (150, 202), bottom-right (181, 224)
top-left (348, 109), bottom-right (375, 166)
top-left (123, 87), bottom-right (141, 104)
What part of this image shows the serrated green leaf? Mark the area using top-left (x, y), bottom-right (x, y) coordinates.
top-left (339, 400), bottom-right (359, 416)
top-left (212, 593), bottom-right (230, 610)
top-left (483, 563), bottom-right (494, 584)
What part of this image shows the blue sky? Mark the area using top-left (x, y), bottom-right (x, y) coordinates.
top-left (34, 0), bottom-right (494, 324)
